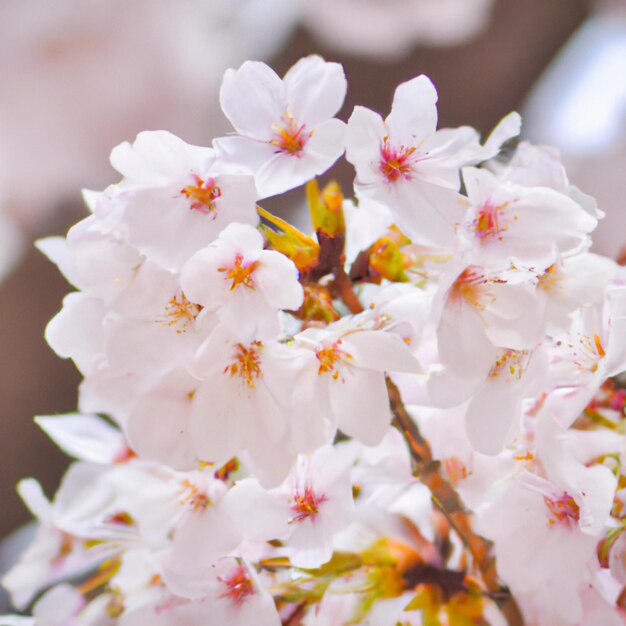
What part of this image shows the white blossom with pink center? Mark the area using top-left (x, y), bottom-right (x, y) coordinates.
top-left (459, 166), bottom-right (597, 269)
top-left (180, 222), bottom-right (303, 340)
top-left (345, 75), bottom-right (520, 246)
top-left (221, 445), bottom-right (354, 568)
top-left (106, 130), bottom-right (258, 270)
top-left (214, 55), bottom-right (347, 198)
top-left (290, 315), bottom-right (422, 448)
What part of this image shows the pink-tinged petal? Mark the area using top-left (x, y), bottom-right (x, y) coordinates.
top-left (345, 105), bottom-right (387, 183)
top-left (35, 414), bottom-right (125, 465)
top-left (221, 479), bottom-right (291, 541)
top-left (190, 378), bottom-right (244, 467)
top-left (45, 294), bottom-right (105, 375)
top-left (16, 479), bottom-right (51, 522)
top-left (180, 244), bottom-right (235, 310)
top-left (118, 189), bottom-right (219, 271)
top-left (427, 371), bottom-right (476, 409)
top-left (218, 222), bottom-right (264, 254)
top-left (305, 118), bottom-right (346, 167)
top-left (213, 135), bottom-right (274, 175)
top-left (254, 118), bottom-right (346, 198)
top-left (385, 180), bottom-right (466, 247)
top-left (287, 529), bottom-right (334, 569)
top-left (211, 174), bottom-right (259, 228)
top-left (111, 130), bottom-right (214, 184)
top-left (345, 331), bottom-right (421, 373)
top-left (386, 75), bottom-right (438, 143)
top-left (220, 62), bottom-right (285, 140)
top-left (241, 434), bottom-right (295, 489)
top-left (283, 56), bottom-right (347, 127)
top-left (331, 369), bottom-right (391, 445)
top-left (465, 378), bottom-right (521, 454)
top-left (105, 317), bottom-right (199, 378)
top-left (437, 291), bottom-right (496, 377)
top-left (254, 251), bottom-right (304, 311)
top-left (126, 375), bottom-right (198, 471)
top-left (78, 370), bottom-right (137, 422)
top-left (480, 111), bottom-right (522, 161)
top-left (164, 508), bottom-right (242, 600)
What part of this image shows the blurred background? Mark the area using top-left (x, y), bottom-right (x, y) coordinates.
top-left (1, 0), bottom-right (625, 540)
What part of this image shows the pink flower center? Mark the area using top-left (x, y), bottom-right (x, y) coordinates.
top-left (180, 479), bottom-right (211, 511)
top-left (450, 267), bottom-right (500, 310)
top-left (488, 349), bottom-right (527, 381)
top-left (315, 339), bottom-right (353, 381)
top-left (270, 113), bottom-right (310, 156)
top-left (225, 342), bottom-right (263, 389)
top-left (379, 138), bottom-right (419, 182)
top-left (219, 565), bottom-right (255, 605)
top-left (164, 292), bottom-right (201, 332)
top-left (181, 174), bottom-right (222, 215)
top-left (545, 492), bottom-right (580, 527)
top-left (290, 484), bottom-right (327, 523)
top-left (473, 202), bottom-right (502, 241)
top-left (218, 254), bottom-right (259, 291)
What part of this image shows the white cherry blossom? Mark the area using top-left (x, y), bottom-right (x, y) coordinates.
top-left (222, 445), bottom-right (354, 568)
top-left (215, 55), bottom-right (347, 198)
top-left (180, 222), bottom-right (303, 340)
top-left (107, 130), bottom-right (258, 270)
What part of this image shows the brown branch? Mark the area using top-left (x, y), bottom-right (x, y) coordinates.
top-left (386, 376), bottom-right (525, 626)
top-left (282, 600), bottom-right (307, 626)
top-left (332, 264), bottom-right (364, 314)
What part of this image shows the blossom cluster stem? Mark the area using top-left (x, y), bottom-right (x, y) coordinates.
top-left (386, 376), bottom-right (525, 626)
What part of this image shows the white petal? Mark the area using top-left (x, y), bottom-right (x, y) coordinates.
top-left (331, 369), bottom-right (391, 445)
top-left (345, 330), bottom-right (421, 373)
top-left (284, 56), bottom-right (347, 127)
top-left (465, 378), bottom-right (521, 454)
top-left (220, 62), bottom-right (285, 140)
top-left (386, 75), bottom-right (438, 143)
top-left (35, 414), bottom-right (125, 464)
top-left (126, 375), bottom-right (198, 471)
top-left (255, 250), bottom-right (304, 311)
top-left (345, 105), bottom-right (386, 183)
top-left (221, 479), bottom-right (291, 541)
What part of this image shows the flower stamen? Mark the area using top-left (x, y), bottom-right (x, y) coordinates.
top-left (218, 254), bottom-right (259, 291)
top-left (270, 113), bottom-right (310, 156)
top-left (181, 174), bottom-right (222, 216)
top-left (225, 342), bottom-right (263, 389)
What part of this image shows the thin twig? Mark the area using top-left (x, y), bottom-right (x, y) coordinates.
top-left (386, 376), bottom-right (525, 626)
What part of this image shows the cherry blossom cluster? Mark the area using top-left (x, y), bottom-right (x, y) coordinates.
top-left (4, 55), bottom-right (626, 626)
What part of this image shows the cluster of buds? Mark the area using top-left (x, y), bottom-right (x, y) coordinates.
top-left (4, 55), bottom-right (626, 626)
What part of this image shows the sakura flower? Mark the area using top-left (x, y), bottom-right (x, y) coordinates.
top-left (180, 222), bottom-right (303, 340)
top-left (110, 463), bottom-right (242, 599)
top-left (536, 252), bottom-right (617, 333)
top-left (548, 286), bottom-right (626, 426)
top-left (119, 558), bottom-right (280, 626)
top-left (35, 413), bottom-right (128, 465)
top-left (188, 326), bottom-right (297, 487)
top-left (107, 130), bottom-right (258, 270)
top-left (222, 445), bottom-right (354, 568)
top-left (215, 56), bottom-right (347, 198)
top-left (346, 75), bottom-right (520, 246)
top-left (36, 213), bottom-right (142, 304)
top-left (290, 315), bottom-right (421, 447)
top-left (433, 264), bottom-right (544, 379)
top-left (103, 261), bottom-right (211, 380)
top-left (2, 466), bottom-right (118, 609)
top-left (459, 166), bottom-right (597, 269)
top-left (475, 409), bottom-right (616, 625)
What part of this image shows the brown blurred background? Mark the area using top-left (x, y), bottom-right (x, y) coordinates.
top-left (0, 0), bottom-right (590, 537)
